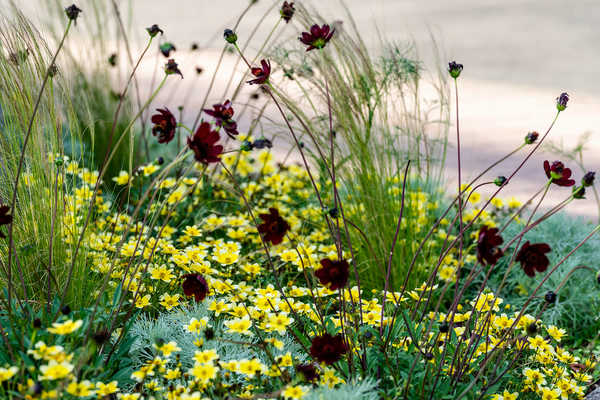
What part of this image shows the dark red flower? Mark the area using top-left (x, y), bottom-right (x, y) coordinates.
top-left (203, 100), bottom-right (239, 139)
top-left (0, 205), bottom-right (12, 238)
top-left (182, 273), bottom-right (209, 302)
top-left (187, 122), bottom-right (223, 164)
top-left (309, 333), bottom-right (348, 365)
top-left (248, 59), bottom-right (271, 85)
top-left (476, 225), bottom-right (504, 265)
top-left (299, 24), bottom-right (335, 51)
top-left (151, 108), bottom-right (177, 144)
top-left (257, 208), bottom-right (290, 245)
top-left (544, 160), bottom-right (576, 187)
top-left (295, 363), bottom-right (319, 382)
top-left (516, 241), bottom-right (551, 277)
top-left (315, 258), bottom-right (349, 290)
top-left (280, 2), bottom-right (295, 23)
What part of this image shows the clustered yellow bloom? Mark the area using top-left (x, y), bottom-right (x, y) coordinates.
top-left (16, 150), bottom-right (591, 400)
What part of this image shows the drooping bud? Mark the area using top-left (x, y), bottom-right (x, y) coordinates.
top-left (252, 138), bottom-right (272, 149)
top-left (223, 29), bottom-right (238, 44)
top-left (164, 59), bottom-right (183, 78)
top-left (160, 42), bottom-right (176, 58)
top-left (448, 61), bottom-right (463, 79)
top-left (524, 131), bottom-right (539, 145)
top-left (146, 24), bottom-right (164, 38)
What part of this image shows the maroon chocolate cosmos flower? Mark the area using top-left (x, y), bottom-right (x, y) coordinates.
top-left (280, 2), bottom-right (295, 23)
top-left (182, 273), bottom-right (209, 302)
top-left (151, 108), bottom-right (177, 144)
top-left (544, 160), bottom-right (576, 187)
top-left (516, 241), bottom-right (551, 277)
top-left (476, 225), bottom-right (504, 265)
top-left (295, 363), bottom-right (319, 382)
top-left (299, 24), bottom-right (335, 51)
top-left (315, 258), bottom-right (349, 290)
top-left (203, 100), bottom-right (239, 139)
top-left (310, 333), bottom-right (348, 365)
top-left (257, 208), bottom-right (290, 245)
top-left (187, 122), bottom-right (223, 164)
top-left (248, 59), bottom-right (271, 85)
top-left (0, 205), bottom-right (12, 239)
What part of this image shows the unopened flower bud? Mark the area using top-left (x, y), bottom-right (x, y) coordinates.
top-left (572, 185), bottom-right (586, 199)
top-left (439, 322), bottom-right (449, 333)
top-left (582, 171), bottom-right (595, 187)
top-left (108, 53), bottom-right (117, 67)
top-left (252, 138), bottom-right (272, 149)
top-left (146, 24), bottom-right (163, 38)
top-left (526, 322), bottom-right (538, 336)
top-left (65, 4), bottom-right (82, 21)
top-left (448, 61), bottom-right (463, 79)
top-left (224, 29), bottom-right (238, 44)
top-left (160, 42), bottom-right (176, 58)
top-left (48, 64), bottom-right (58, 77)
top-left (556, 92), bottom-right (569, 111)
top-left (525, 131), bottom-right (539, 145)
top-left (544, 291), bottom-right (557, 304)
top-left (241, 140), bottom-right (253, 151)
top-left (494, 176), bottom-right (507, 187)
top-left (165, 59), bottom-right (183, 78)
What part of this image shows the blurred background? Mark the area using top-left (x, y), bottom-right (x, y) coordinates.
top-left (11, 0), bottom-right (600, 216)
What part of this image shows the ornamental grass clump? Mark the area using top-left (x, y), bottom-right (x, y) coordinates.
top-left (0, 1), bottom-right (598, 400)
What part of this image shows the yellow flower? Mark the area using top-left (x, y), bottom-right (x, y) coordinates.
top-left (118, 394), bottom-right (141, 400)
top-left (142, 164), bottom-right (159, 176)
top-left (540, 387), bottom-right (560, 400)
top-left (39, 360), bottom-right (74, 380)
top-left (491, 390), bottom-right (518, 400)
top-left (0, 366), bottom-right (18, 382)
top-left (66, 380), bottom-right (95, 397)
top-left (96, 381), bottom-right (119, 396)
top-left (282, 385), bottom-right (308, 399)
top-left (547, 325), bottom-right (566, 342)
top-left (186, 317), bottom-right (209, 334)
top-left (224, 316), bottom-right (253, 335)
top-left (135, 294), bottom-right (151, 309)
top-left (154, 341), bottom-right (181, 357)
top-left (149, 264), bottom-right (175, 283)
top-left (189, 363), bottom-right (218, 383)
top-left (112, 171), bottom-right (130, 185)
top-left (47, 319), bottom-right (83, 335)
top-left (194, 349), bottom-right (219, 364)
top-left (266, 313), bottom-right (293, 335)
top-left (159, 293), bottom-right (180, 310)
